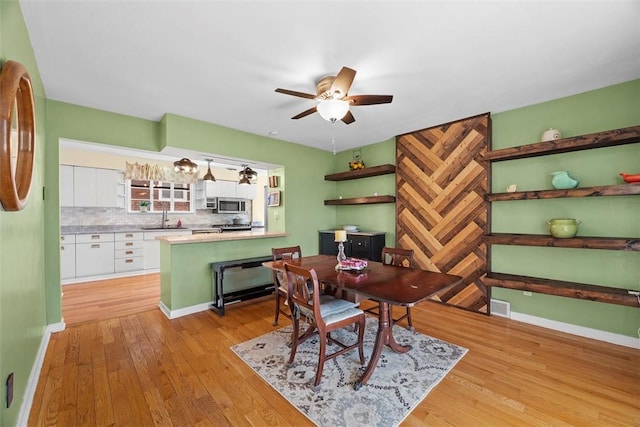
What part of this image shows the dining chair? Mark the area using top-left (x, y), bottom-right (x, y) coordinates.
top-left (271, 246), bottom-right (302, 326)
top-left (284, 263), bottom-right (366, 389)
top-left (366, 246), bottom-right (415, 330)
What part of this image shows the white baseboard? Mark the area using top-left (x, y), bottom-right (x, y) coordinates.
top-left (510, 311), bottom-right (640, 349)
top-left (16, 322), bottom-right (66, 427)
top-left (62, 269), bottom-right (157, 285)
top-left (158, 301), bottom-right (211, 319)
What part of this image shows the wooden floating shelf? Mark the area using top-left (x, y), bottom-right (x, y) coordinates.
top-left (484, 272), bottom-right (639, 308)
top-left (485, 233), bottom-right (640, 251)
top-left (324, 164), bottom-right (396, 181)
top-left (324, 195), bottom-right (396, 205)
top-left (486, 183), bottom-right (640, 201)
top-left (484, 125), bottom-right (640, 162)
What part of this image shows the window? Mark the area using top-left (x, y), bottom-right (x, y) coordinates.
top-left (127, 179), bottom-right (193, 213)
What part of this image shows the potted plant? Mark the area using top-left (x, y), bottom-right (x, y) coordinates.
top-left (139, 201), bottom-right (151, 212)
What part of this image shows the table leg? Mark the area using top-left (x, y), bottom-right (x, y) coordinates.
top-left (354, 301), bottom-right (411, 390)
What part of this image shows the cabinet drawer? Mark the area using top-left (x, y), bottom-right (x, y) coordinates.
top-left (114, 256), bottom-right (143, 272)
top-left (115, 248), bottom-right (143, 258)
top-left (76, 233), bottom-right (114, 244)
top-left (60, 234), bottom-right (76, 244)
top-left (114, 240), bottom-right (143, 250)
top-left (115, 231), bottom-right (143, 241)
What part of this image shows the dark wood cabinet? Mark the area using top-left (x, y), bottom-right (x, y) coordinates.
top-left (318, 231), bottom-right (386, 262)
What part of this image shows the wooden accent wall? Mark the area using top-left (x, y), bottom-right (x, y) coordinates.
top-left (396, 114), bottom-right (490, 312)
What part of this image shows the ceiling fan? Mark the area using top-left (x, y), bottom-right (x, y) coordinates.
top-left (275, 66), bottom-right (393, 124)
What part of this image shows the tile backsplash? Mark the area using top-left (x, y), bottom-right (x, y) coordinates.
top-left (61, 207), bottom-right (252, 227)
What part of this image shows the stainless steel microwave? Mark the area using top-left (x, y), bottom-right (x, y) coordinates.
top-left (215, 198), bottom-right (248, 214)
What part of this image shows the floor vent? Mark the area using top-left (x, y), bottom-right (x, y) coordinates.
top-left (490, 298), bottom-right (511, 318)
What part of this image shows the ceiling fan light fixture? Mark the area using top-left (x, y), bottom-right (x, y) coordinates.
top-left (202, 159), bottom-right (216, 181)
top-left (317, 99), bottom-right (350, 123)
top-left (173, 157), bottom-right (198, 174)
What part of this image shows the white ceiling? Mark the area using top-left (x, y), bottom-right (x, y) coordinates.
top-left (20, 1), bottom-right (640, 155)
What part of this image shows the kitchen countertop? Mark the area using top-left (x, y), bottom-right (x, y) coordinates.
top-left (61, 224), bottom-right (230, 234)
top-left (156, 229), bottom-right (288, 244)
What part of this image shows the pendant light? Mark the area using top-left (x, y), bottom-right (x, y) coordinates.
top-left (202, 159), bottom-right (216, 181)
top-left (173, 157), bottom-right (198, 174)
top-left (238, 164), bottom-right (257, 185)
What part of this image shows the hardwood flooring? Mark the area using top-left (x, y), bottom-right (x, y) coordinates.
top-left (62, 274), bottom-right (161, 325)
top-left (31, 276), bottom-right (640, 426)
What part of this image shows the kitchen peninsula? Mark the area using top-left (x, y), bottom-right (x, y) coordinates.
top-left (156, 229), bottom-right (289, 319)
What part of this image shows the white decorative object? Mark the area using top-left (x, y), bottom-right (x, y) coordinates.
top-left (506, 184), bottom-right (517, 193)
top-left (541, 128), bottom-right (561, 142)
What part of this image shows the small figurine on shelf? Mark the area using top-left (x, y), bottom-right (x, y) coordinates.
top-left (349, 149), bottom-right (365, 170)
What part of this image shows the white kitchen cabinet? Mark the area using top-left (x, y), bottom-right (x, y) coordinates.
top-left (60, 165), bottom-right (75, 207)
top-left (75, 233), bottom-right (115, 277)
top-left (205, 180), bottom-right (237, 198)
top-left (72, 166), bottom-right (121, 207)
top-left (143, 230), bottom-right (190, 270)
top-left (236, 183), bottom-right (257, 199)
top-left (195, 180), bottom-right (207, 209)
top-left (114, 232), bottom-right (144, 272)
top-left (60, 234), bottom-right (76, 280)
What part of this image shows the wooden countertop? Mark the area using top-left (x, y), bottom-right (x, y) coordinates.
top-left (156, 230), bottom-right (288, 245)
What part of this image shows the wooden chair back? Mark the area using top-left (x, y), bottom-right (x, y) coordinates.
top-left (271, 245), bottom-right (302, 286)
top-left (283, 263), bottom-right (323, 325)
top-left (381, 246), bottom-right (414, 268)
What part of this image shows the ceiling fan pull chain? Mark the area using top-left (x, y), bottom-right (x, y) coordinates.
top-left (331, 123), bottom-right (337, 155)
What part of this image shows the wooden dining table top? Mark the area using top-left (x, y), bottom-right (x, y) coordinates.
top-left (263, 254), bottom-right (463, 306)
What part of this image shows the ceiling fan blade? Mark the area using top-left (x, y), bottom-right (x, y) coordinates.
top-left (275, 88), bottom-right (316, 99)
top-left (345, 94), bottom-right (393, 106)
top-left (291, 106), bottom-right (317, 119)
top-left (341, 110), bottom-right (355, 124)
top-left (330, 67), bottom-right (356, 98)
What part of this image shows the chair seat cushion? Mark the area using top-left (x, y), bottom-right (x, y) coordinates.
top-left (324, 306), bottom-right (364, 326)
top-left (317, 295), bottom-right (359, 318)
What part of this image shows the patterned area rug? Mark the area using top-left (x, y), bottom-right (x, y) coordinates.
top-left (231, 317), bottom-right (467, 426)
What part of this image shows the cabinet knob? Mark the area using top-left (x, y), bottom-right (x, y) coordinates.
top-left (91, 235), bottom-right (100, 239)
top-left (91, 244), bottom-right (100, 249)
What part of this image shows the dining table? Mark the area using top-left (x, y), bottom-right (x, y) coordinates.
top-left (262, 254), bottom-right (463, 390)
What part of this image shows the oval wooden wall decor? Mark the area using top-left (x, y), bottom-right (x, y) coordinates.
top-left (0, 60), bottom-right (36, 211)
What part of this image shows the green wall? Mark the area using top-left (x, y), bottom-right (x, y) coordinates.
top-left (3, 3), bottom-right (636, 425)
top-left (0, 1), bottom-right (48, 425)
top-left (491, 79), bottom-right (640, 337)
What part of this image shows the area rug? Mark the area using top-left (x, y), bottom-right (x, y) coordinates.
top-left (231, 317), bottom-right (467, 426)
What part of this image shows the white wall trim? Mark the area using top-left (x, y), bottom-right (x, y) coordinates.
top-left (158, 301), bottom-right (211, 319)
top-left (16, 322), bottom-right (66, 427)
top-left (510, 311), bottom-right (640, 349)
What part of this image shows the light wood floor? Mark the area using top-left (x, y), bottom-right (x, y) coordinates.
top-left (31, 275), bottom-right (640, 426)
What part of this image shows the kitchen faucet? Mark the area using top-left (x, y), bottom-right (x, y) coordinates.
top-left (161, 208), bottom-right (169, 228)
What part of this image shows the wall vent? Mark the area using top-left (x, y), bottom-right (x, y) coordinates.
top-left (490, 298), bottom-right (511, 318)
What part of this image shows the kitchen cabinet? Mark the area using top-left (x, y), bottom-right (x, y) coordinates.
top-left (205, 180), bottom-right (236, 198)
top-left (143, 230), bottom-right (191, 270)
top-left (114, 232), bottom-right (143, 273)
top-left (324, 164), bottom-right (396, 205)
top-left (319, 231), bottom-right (386, 262)
top-left (65, 165), bottom-right (123, 208)
top-left (75, 233), bottom-right (115, 277)
top-left (483, 125), bottom-right (640, 307)
top-left (60, 234), bottom-right (76, 280)
top-left (236, 183), bottom-right (257, 199)
top-left (201, 179), bottom-right (256, 200)
top-left (60, 165), bottom-right (75, 207)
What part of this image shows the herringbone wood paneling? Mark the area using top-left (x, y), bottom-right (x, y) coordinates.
top-left (396, 114), bottom-right (489, 312)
